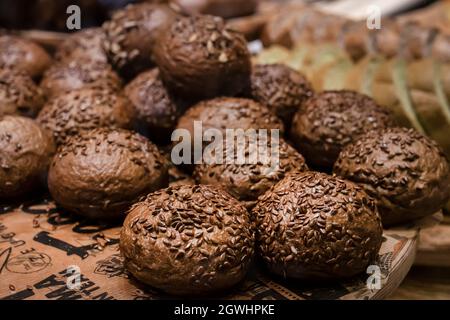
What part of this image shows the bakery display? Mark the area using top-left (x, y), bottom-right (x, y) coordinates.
top-left (125, 68), bottom-right (183, 143)
top-left (290, 90), bottom-right (395, 170)
top-left (48, 128), bottom-right (168, 220)
top-left (0, 68), bottom-right (45, 118)
top-left (154, 15), bottom-right (251, 101)
top-left (253, 171), bottom-right (383, 280)
top-left (37, 88), bottom-right (135, 146)
top-left (120, 184), bottom-right (254, 295)
top-left (334, 127), bottom-right (450, 226)
top-left (0, 35), bottom-right (52, 79)
top-left (54, 28), bottom-right (108, 63)
top-left (40, 58), bottom-right (122, 98)
top-left (0, 115), bottom-right (55, 199)
top-left (250, 63), bottom-right (313, 127)
top-left (194, 137), bottom-right (308, 209)
top-left (103, 3), bottom-right (177, 79)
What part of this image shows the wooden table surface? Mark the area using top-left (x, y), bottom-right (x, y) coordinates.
top-left (388, 266), bottom-right (450, 300)
top-left (388, 213), bottom-right (450, 300)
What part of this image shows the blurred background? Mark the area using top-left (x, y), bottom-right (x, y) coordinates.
top-left (0, 0), bottom-right (439, 32)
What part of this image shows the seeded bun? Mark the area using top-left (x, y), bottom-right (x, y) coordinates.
top-left (173, 0), bottom-right (258, 19)
top-left (291, 90), bottom-right (395, 170)
top-left (194, 138), bottom-right (308, 208)
top-left (177, 97), bottom-right (284, 139)
top-left (125, 69), bottom-right (184, 142)
top-left (40, 58), bottom-right (122, 98)
top-left (48, 128), bottom-right (168, 220)
top-left (37, 88), bottom-right (135, 146)
top-left (0, 35), bottom-right (51, 79)
top-left (0, 116), bottom-right (55, 199)
top-left (154, 15), bottom-right (251, 101)
top-left (103, 3), bottom-right (177, 79)
top-left (120, 184), bottom-right (254, 295)
top-left (334, 127), bottom-right (450, 226)
top-left (253, 171), bottom-right (382, 280)
top-left (55, 28), bottom-right (108, 63)
top-left (250, 64), bottom-right (313, 127)
top-left (0, 68), bottom-right (45, 118)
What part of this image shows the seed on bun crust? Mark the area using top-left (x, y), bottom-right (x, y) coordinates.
top-left (40, 58), bottom-right (122, 98)
top-left (37, 88), bottom-right (135, 146)
top-left (102, 3), bottom-right (177, 79)
top-left (290, 90), bottom-right (395, 170)
top-left (0, 35), bottom-right (51, 79)
top-left (194, 137), bottom-right (308, 208)
top-left (154, 15), bottom-right (251, 101)
top-left (0, 68), bottom-right (45, 118)
top-left (251, 64), bottom-right (313, 127)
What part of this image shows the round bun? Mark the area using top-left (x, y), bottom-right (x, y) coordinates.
top-left (120, 184), bottom-right (254, 295)
top-left (40, 58), bottom-right (122, 98)
top-left (154, 15), bottom-right (251, 100)
top-left (173, 0), bottom-right (258, 19)
top-left (55, 28), bottom-right (107, 63)
top-left (48, 128), bottom-right (168, 220)
top-left (253, 171), bottom-right (383, 280)
top-left (103, 3), bottom-right (177, 79)
top-left (0, 68), bottom-right (45, 118)
top-left (177, 97), bottom-right (284, 139)
top-left (125, 69), bottom-right (183, 141)
top-left (291, 90), bottom-right (395, 170)
top-left (0, 35), bottom-right (52, 79)
top-left (37, 88), bottom-right (135, 146)
top-left (194, 138), bottom-right (308, 208)
top-left (334, 127), bottom-right (450, 226)
top-left (0, 116), bottom-right (55, 199)
top-left (251, 64), bottom-right (313, 127)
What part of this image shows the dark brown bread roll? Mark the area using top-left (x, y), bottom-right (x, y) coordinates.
top-left (48, 128), bottom-right (168, 220)
top-left (120, 184), bottom-right (254, 295)
top-left (125, 68), bottom-right (184, 142)
top-left (176, 97), bottom-right (284, 139)
top-left (194, 137), bottom-right (308, 208)
top-left (154, 15), bottom-right (251, 101)
top-left (334, 127), bottom-right (450, 226)
top-left (37, 88), bottom-right (135, 146)
top-left (172, 0), bottom-right (258, 19)
top-left (0, 116), bottom-right (55, 199)
top-left (54, 28), bottom-right (108, 63)
top-left (250, 63), bottom-right (313, 127)
top-left (253, 171), bottom-right (383, 280)
top-left (40, 58), bottom-right (122, 98)
top-left (290, 90), bottom-right (395, 170)
top-left (0, 35), bottom-right (52, 79)
top-left (103, 3), bottom-right (177, 79)
top-left (0, 68), bottom-right (45, 118)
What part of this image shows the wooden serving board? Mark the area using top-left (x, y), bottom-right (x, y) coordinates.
top-left (0, 198), bottom-right (434, 300)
